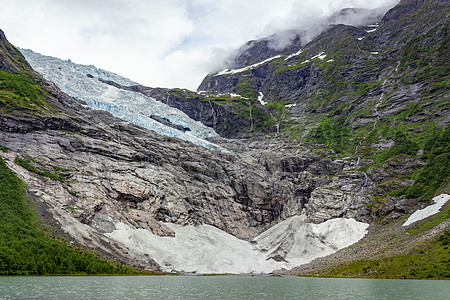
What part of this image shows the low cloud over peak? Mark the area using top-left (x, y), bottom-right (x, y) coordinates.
top-left (0, 0), bottom-right (399, 90)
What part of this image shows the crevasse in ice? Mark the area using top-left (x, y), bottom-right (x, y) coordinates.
top-left (20, 49), bottom-right (220, 150)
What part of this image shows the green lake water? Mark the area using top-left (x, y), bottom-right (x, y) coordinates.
top-left (0, 276), bottom-right (448, 299)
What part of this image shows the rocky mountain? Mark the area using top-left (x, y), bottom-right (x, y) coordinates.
top-left (0, 0), bottom-right (449, 277)
top-left (0, 28), bottom-right (373, 274)
top-left (196, 0), bottom-right (450, 221)
top-left (198, 0), bottom-right (449, 138)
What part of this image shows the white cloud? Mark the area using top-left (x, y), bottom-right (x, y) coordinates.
top-left (0, 0), bottom-right (399, 90)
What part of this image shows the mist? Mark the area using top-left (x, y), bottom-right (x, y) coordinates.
top-left (0, 0), bottom-right (400, 90)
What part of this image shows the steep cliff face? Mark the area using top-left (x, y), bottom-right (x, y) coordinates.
top-left (122, 85), bottom-right (250, 138)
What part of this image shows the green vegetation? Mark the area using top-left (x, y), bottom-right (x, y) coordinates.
top-left (200, 78), bottom-right (275, 133)
top-left (378, 131), bottom-right (420, 161)
top-left (317, 235), bottom-right (449, 279)
top-left (0, 144), bottom-right (8, 152)
top-left (0, 31), bottom-right (33, 74)
top-left (14, 157), bottom-right (66, 182)
top-left (266, 101), bottom-right (288, 133)
top-left (309, 116), bottom-right (449, 202)
top-left (400, 25), bottom-right (449, 87)
top-left (406, 153), bottom-right (450, 200)
top-left (310, 117), bottom-right (349, 153)
top-left (0, 70), bottom-right (54, 114)
top-left (53, 166), bottom-right (70, 173)
top-left (251, 105), bottom-right (275, 131)
top-left (234, 77), bottom-right (257, 99)
top-left (439, 231), bottom-right (450, 245)
top-left (388, 125), bottom-right (450, 201)
top-left (266, 101), bottom-right (286, 120)
top-left (305, 203), bottom-right (450, 279)
top-left (355, 81), bottom-right (381, 97)
top-left (0, 156), bottom-right (141, 275)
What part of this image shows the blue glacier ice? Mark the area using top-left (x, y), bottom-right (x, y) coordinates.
top-left (20, 49), bottom-right (221, 150)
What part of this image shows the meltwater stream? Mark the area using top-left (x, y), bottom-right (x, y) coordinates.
top-left (0, 276), bottom-right (448, 300)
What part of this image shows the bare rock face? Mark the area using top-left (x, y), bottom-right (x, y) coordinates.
top-left (306, 172), bottom-right (371, 223)
top-left (0, 111), bottom-right (374, 244)
top-left (130, 86), bottom-right (249, 138)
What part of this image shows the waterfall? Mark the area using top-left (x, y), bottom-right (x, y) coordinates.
top-left (208, 100), bottom-right (217, 132)
top-left (248, 100), bottom-right (254, 134)
top-left (372, 79), bottom-right (387, 131)
top-left (266, 107), bottom-right (280, 135)
top-left (395, 61), bottom-right (401, 73)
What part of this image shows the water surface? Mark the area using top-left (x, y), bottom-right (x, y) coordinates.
top-left (0, 276), bottom-right (448, 299)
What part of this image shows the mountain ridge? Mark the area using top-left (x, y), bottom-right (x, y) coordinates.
top-left (0, 0), bottom-right (449, 277)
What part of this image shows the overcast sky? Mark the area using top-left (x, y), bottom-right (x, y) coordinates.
top-left (0, 0), bottom-right (398, 90)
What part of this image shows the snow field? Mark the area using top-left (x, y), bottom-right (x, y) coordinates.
top-left (285, 49), bottom-right (303, 60)
top-left (403, 194), bottom-right (449, 226)
top-left (258, 92), bottom-right (267, 106)
top-left (311, 52), bottom-right (327, 60)
top-left (107, 216), bottom-right (369, 274)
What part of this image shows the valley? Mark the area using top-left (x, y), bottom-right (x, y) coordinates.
top-left (0, 0), bottom-right (448, 278)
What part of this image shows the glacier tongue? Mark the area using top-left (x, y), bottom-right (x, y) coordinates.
top-left (106, 216), bottom-right (369, 274)
top-left (20, 49), bottom-right (221, 150)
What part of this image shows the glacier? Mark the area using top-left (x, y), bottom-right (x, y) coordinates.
top-left (20, 49), bottom-right (221, 150)
top-left (106, 215), bottom-right (369, 274)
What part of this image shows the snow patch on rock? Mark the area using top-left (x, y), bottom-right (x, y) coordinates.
top-left (229, 93), bottom-right (248, 99)
top-left (106, 216), bottom-right (369, 274)
top-left (311, 52), bottom-right (326, 60)
top-left (215, 55), bottom-right (281, 76)
top-left (285, 49), bottom-right (303, 60)
top-left (253, 216), bottom-right (368, 268)
top-left (258, 92), bottom-right (267, 106)
top-left (403, 194), bottom-right (449, 226)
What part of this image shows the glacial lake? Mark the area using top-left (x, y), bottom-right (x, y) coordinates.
top-left (0, 276), bottom-right (449, 299)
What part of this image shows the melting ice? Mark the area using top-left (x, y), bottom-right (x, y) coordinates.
top-left (403, 194), bottom-right (449, 226)
top-left (107, 216), bottom-right (369, 274)
top-left (20, 49), bottom-right (221, 150)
